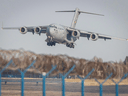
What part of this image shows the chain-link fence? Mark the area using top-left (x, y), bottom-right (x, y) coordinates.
top-left (0, 60), bottom-right (128, 96)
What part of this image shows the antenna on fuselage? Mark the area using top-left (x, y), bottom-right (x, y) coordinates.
top-left (56, 8), bottom-right (104, 28)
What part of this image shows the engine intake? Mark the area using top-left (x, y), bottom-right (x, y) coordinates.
top-left (20, 27), bottom-right (27, 34)
top-left (34, 27), bottom-right (41, 34)
top-left (72, 30), bottom-right (80, 38)
top-left (90, 33), bottom-right (98, 41)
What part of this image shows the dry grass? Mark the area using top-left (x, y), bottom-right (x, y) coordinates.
top-left (0, 49), bottom-right (128, 79)
top-left (65, 79), bottom-right (128, 86)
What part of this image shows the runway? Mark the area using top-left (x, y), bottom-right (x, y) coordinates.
top-left (1, 78), bottom-right (128, 96)
top-left (2, 78), bottom-right (62, 83)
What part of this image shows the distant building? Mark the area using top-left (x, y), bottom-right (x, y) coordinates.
top-left (124, 56), bottom-right (128, 66)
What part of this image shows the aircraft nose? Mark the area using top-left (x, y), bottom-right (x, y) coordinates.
top-left (49, 27), bottom-right (55, 35)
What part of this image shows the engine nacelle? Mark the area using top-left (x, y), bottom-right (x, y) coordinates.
top-left (90, 33), bottom-right (98, 41)
top-left (20, 27), bottom-right (27, 34)
top-left (72, 30), bottom-right (80, 38)
top-left (34, 27), bottom-right (41, 34)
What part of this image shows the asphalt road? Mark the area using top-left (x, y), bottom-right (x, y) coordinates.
top-left (1, 78), bottom-right (128, 94)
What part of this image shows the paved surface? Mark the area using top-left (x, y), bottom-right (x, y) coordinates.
top-left (2, 78), bottom-right (62, 83)
top-left (1, 78), bottom-right (128, 96)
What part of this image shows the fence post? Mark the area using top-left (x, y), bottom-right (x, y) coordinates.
top-left (0, 60), bottom-right (13, 96)
top-left (21, 72), bottom-right (24, 96)
top-left (0, 74), bottom-right (1, 96)
top-left (116, 84), bottom-right (118, 96)
top-left (60, 65), bottom-right (76, 96)
top-left (19, 60), bottom-right (36, 96)
top-left (99, 84), bottom-right (102, 96)
top-left (42, 65), bottom-right (57, 96)
top-left (43, 76), bottom-right (46, 96)
top-left (62, 75), bottom-right (65, 96)
top-left (95, 73), bottom-right (113, 96)
top-left (112, 73), bottom-right (128, 96)
top-left (78, 68), bottom-right (94, 96)
top-left (81, 80), bottom-right (84, 96)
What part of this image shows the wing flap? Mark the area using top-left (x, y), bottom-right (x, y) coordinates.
top-left (98, 36), bottom-right (111, 40)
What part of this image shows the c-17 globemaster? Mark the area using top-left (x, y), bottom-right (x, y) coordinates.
top-left (2, 8), bottom-right (128, 48)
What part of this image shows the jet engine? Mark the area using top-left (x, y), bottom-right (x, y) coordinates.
top-left (34, 27), bottom-right (41, 34)
top-left (20, 27), bottom-right (27, 34)
top-left (72, 30), bottom-right (80, 38)
top-left (20, 27), bottom-right (34, 34)
top-left (90, 33), bottom-right (98, 41)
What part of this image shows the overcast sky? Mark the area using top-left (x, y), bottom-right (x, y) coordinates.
top-left (0, 0), bottom-right (128, 62)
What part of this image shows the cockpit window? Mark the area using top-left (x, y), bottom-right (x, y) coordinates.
top-left (49, 24), bottom-right (57, 28)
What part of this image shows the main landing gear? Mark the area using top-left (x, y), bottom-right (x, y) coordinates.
top-left (47, 42), bottom-right (56, 46)
top-left (66, 43), bottom-right (74, 48)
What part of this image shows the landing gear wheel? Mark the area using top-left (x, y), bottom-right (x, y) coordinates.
top-left (53, 42), bottom-right (56, 46)
top-left (47, 42), bottom-right (50, 46)
top-left (47, 42), bottom-right (56, 46)
top-left (50, 42), bottom-right (53, 46)
top-left (66, 43), bottom-right (69, 47)
top-left (66, 43), bottom-right (74, 48)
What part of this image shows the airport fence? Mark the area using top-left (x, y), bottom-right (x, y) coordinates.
top-left (0, 60), bottom-right (128, 96)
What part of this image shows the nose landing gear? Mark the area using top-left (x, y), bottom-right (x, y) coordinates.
top-left (47, 42), bottom-right (56, 46)
top-left (66, 43), bottom-right (74, 48)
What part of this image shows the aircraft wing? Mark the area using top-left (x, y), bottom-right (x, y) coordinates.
top-left (2, 25), bottom-right (49, 35)
top-left (80, 30), bottom-right (128, 41)
top-left (67, 28), bottom-right (128, 41)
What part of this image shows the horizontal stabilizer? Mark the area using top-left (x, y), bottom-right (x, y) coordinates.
top-left (56, 10), bottom-right (75, 12)
top-left (79, 11), bottom-right (104, 16)
top-left (56, 9), bottom-right (104, 16)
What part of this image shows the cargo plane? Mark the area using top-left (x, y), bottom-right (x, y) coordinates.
top-left (2, 8), bottom-right (128, 48)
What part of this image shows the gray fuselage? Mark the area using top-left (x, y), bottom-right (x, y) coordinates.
top-left (46, 24), bottom-right (77, 44)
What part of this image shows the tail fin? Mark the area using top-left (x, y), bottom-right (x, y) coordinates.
top-left (56, 8), bottom-right (104, 28)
